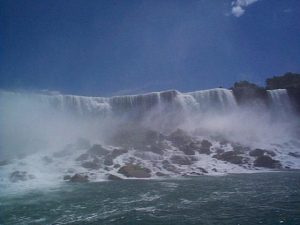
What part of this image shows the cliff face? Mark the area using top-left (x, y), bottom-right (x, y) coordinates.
top-left (230, 73), bottom-right (300, 112)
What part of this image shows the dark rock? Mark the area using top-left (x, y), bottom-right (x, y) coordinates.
top-left (231, 80), bottom-right (268, 105)
top-left (162, 160), bottom-right (179, 173)
top-left (179, 144), bottom-right (195, 155)
top-left (70, 173), bottom-right (89, 182)
top-left (9, 171), bottom-right (35, 182)
top-left (168, 129), bottom-right (192, 146)
top-left (212, 168), bottom-right (218, 172)
top-left (198, 140), bottom-right (212, 154)
top-left (104, 157), bottom-right (114, 166)
top-left (213, 151), bottom-right (244, 164)
top-left (147, 144), bottom-right (164, 155)
top-left (76, 153), bottom-right (89, 161)
top-left (81, 159), bottom-right (100, 170)
top-left (63, 175), bottom-right (71, 180)
top-left (170, 155), bottom-right (192, 165)
top-left (198, 167), bottom-right (208, 174)
top-left (118, 164), bottom-right (151, 178)
top-left (0, 160), bottom-right (10, 166)
top-left (88, 144), bottom-right (109, 157)
top-left (250, 149), bottom-right (276, 157)
top-left (111, 148), bottom-right (128, 158)
top-left (114, 164), bottom-right (121, 168)
top-left (155, 172), bottom-right (166, 177)
top-left (249, 149), bottom-right (265, 157)
top-left (288, 152), bottom-right (300, 158)
top-left (215, 148), bottom-right (224, 154)
top-left (107, 174), bottom-right (122, 180)
top-left (253, 155), bottom-right (281, 168)
top-left (232, 144), bottom-right (250, 154)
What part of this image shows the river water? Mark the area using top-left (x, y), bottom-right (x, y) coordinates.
top-left (1, 172), bottom-right (300, 225)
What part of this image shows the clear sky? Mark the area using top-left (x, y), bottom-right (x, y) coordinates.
top-left (1, 0), bottom-right (299, 96)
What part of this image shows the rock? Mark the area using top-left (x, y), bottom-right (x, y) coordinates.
top-left (9, 171), bottom-right (35, 182)
top-left (81, 159), bottom-right (100, 170)
top-left (118, 164), bottom-right (151, 178)
top-left (111, 148), bottom-right (128, 158)
top-left (198, 167), bottom-right (208, 174)
top-left (249, 149), bottom-right (276, 157)
top-left (168, 129), bottom-right (192, 146)
top-left (147, 144), bottom-right (164, 155)
top-left (232, 144), bottom-right (250, 154)
top-left (107, 174), bottom-right (122, 180)
top-left (201, 140), bottom-right (212, 149)
top-left (162, 160), bottom-right (179, 173)
top-left (212, 168), bottom-right (218, 172)
top-left (114, 164), bottom-right (121, 168)
top-left (104, 148), bottom-right (128, 166)
top-left (63, 175), bottom-right (71, 180)
top-left (179, 144), bottom-right (196, 155)
top-left (249, 149), bottom-right (265, 157)
top-left (213, 151), bottom-right (244, 164)
top-left (76, 153), bottom-right (89, 161)
top-left (288, 152), bottom-right (300, 158)
top-left (104, 157), bottom-right (114, 166)
top-left (0, 160), bottom-right (10, 166)
top-left (70, 173), bottom-right (89, 182)
top-left (88, 144), bottom-right (109, 157)
top-left (155, 172), bottom-right (166, 177)
top-left (170, 155), bottom-right (192, 165)
top-left (253, 155), bottom-right (281, 168)
top-left (198, 140), bottom-right (212, 154)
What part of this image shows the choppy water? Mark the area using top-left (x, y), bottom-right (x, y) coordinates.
top-left (1, 172), bottom-right (300, 225)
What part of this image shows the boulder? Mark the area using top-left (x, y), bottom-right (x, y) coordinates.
top-left (179, 144), bottom-right (196, 155)
top-left (249, 149), bottom-right (265, 157)
top-left (81, 158), bottom-right (100, 170)
top-left (168, 129), bottom-right (192, 146)
top-left (198, 140), bottom-right (212, 154)
top-left (170, 155), bottom-right (192, 165)
top-left (107, 174), bottom-right (122, 180)
top-left (249, 149), bottom-right (276, 157)
top-left (198, 167), bottom-right (208, 174)
top-left (155, 172), bottom-right (167, 177)
top-left (70, 173), bottom-right (89, 182)
top-left (288, 152), bottom-right (300, 158)
top-left (253, 155), bottom-right (281, 168)
top-left (213, 151), bottom-right (244, 164)
top-left (118, 164), bottom-right (151, 178)
top-left (9, 171), bottom-right (35, 182)
top-left (0, 160), bottom-right (10, 166)
top-left (63, 175), bottom-right (71, 180)
top-left (162, 160), bottom-right (179, 173)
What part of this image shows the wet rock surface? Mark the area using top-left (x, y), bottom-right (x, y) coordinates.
top-left (69, 174), bottom-right (89, 182)
top-left (10, 171), bottom-right (35, 182)
top-left (213, 151), bottom-right (244, 165)
top-left (253, 155), bottom-right (281, 168)
top-left (118, 164), bottom-right (151, 178)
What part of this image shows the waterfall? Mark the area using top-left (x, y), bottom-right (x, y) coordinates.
top-left (267, 89), bottom-right (293, 118)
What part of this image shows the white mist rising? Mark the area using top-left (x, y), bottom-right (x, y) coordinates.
top-left (0, 88), bottom-right (300, 194)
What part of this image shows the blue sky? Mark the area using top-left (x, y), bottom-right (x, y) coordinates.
top-left (0, 0), bottom-right (299, 96)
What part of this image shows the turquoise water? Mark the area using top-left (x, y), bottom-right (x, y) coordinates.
top-left (1, 172), bottom-right (300, 225)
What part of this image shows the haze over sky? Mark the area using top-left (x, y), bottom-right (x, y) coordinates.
top-left (1, 0), bottom-right (299, 96)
